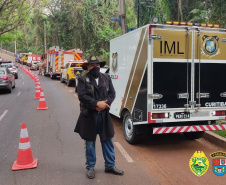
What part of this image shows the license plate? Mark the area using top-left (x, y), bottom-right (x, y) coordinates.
top-left (174, 112), bottom-right (190, 119)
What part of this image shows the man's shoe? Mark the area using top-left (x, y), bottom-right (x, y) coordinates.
top-left (105, 166), bottom-right (124, 175)
top-left (86, 169), bottom-right (95, 179)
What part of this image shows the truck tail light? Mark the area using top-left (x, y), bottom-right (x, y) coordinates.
top-left (71, 69), bottom-right (74, 74)
top-left (0, 76), bottom-right (8, 80)
top-left (12, 67), bottom-right (16, 70)
top-left (213, 110), bottom-right (226, 116)
top-left (152, 113), bottom-right (169, 119)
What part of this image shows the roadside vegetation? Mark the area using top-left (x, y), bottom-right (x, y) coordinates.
top-left (1, 0), bottom-right (226, 61)
top-left (215, 120), bottom-right (226, 138)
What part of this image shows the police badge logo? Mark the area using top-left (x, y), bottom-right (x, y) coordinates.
top-left (91, 56), bottom-right (97, 61)
top-left (202, 35), bottom-right (219, 57)
top-left (210, 151), bottom-right (226, 176)
top-left (111, 52), bottom-right (118, 74)
top-left (189, 151), bottom-right (209, 177)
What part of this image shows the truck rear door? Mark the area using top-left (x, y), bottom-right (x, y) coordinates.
top-left (151, 25), bottom-right (226, 116)
top-left (152, 28), bottom-right (192, 110)
top-left (194, 30), bottom-right (226, 109)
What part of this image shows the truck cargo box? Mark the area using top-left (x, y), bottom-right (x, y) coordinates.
top-left (110, 23), bottom-right (226, 144)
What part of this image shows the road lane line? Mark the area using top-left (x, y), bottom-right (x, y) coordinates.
top-left (23, 82), bottom-right (24, 85)
top-left (69, 90), bottom-right (73, 92)
top-left (114, 142), bottom-right (134, 163)
top-left (74, 94), bottom-right (78, 98)
top-left (17, 92), bottom-right (21, 96)
top-left (0, 110), bottom-right (8, 123)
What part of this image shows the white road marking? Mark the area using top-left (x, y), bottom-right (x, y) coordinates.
top-left (23, 82), bottom-right (24, 85)
top-left (0, 110), bottom-right (8, 123)
top-left (114, 142), bottom-right (134, 163)
top-left (74, 94), bottom-right (78, 98)
top-left (17, 92), bottom-right (21, 96)
top-left (69, 90), bottom-right (73, 92)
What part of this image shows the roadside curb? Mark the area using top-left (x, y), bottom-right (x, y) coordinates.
top-left (203, 131), bottom-right (226, 149)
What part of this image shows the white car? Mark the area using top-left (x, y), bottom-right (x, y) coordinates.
top-left (0, 62), bottom-right (18, 79)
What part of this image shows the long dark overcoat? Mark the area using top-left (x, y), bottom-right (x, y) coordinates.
top-left (74, 73), bottom-right (116, 141)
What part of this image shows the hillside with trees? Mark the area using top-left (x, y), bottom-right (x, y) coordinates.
top-left (0, 0), bottom-right (226, 61)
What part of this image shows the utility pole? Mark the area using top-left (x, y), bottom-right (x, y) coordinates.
top-left (15, 40), bottom-right (16, 56)
top-left (44, 21), bottom-right (47, 66)
top-left (119, 0), bottom-right (127, 35)
top-left (44, 21), bottom-right (47, 54)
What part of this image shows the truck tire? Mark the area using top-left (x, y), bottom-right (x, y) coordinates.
top-left (183, 131), bottom-right (204, 140)
top-left (123, 112), bottom-right (141, 144)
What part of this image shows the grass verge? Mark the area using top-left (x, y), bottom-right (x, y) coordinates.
top-left (214, 120), bottom-right (226, 138)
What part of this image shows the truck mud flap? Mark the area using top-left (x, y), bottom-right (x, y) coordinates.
top-left (153, 124), bottom-right (226, 134)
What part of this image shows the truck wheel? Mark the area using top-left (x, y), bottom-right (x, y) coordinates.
top-left (183, 131), bottom-right (204, 140)
top-left (123, 112), bottom-right (141, 144)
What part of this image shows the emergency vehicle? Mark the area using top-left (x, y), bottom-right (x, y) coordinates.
top-left (60, 60), bottom-right (84, 86)
top-left (26, 53), bottom-right (42, 67)
top-left (109, 22), bottom-right (226, 144)
top-left (19, 53), bottom-right (29, 65)
top-left (45, 46), bottom-right (83, 79)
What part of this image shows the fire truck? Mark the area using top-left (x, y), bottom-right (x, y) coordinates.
top-left (45, 46), bottom-right (83, 79)
top-left (26, 53), bottom-right (42, 67)
top-left (109, 21), bottom-right (226, 144)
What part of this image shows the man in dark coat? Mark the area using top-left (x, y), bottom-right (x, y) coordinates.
top-left (75, 55), bottom-right (124, 179)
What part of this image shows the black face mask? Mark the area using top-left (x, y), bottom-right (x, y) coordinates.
top-left (89, 66), bottom-right (100, 79)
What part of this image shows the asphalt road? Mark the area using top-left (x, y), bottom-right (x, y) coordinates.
top-left (0, 53), bottom-right (225, 185)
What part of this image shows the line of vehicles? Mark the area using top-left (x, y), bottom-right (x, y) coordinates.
top-left (3, 21), bottom-right (226, 144)
top-left (0, 59), bottom-right (17, 93)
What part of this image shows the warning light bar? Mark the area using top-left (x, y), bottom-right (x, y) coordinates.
top-left (164, 21), bottom-right (220, 28)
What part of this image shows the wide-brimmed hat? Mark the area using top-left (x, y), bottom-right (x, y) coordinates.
top-left (82, 55), bottom-right (106, 70)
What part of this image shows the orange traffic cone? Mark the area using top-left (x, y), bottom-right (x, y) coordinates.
top-left (12, 123), bottom-right (38, 170)
top-left (37, 92), bottom-right (48, 110)
top-left (34, 89), bottom-right (41, 99)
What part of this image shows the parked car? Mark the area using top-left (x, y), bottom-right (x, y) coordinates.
top-left (0, 62), bottom-right (18, 79)
top-left (0, 67), bottom-right (15, 93)
top-left (60, 60), bottom-right (84, 86)
top-left (30, 61), bottom-right (40, 70)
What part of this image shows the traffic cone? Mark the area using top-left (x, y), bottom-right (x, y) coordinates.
top-left (35, 85), bottom-right (41, 90)
top-left (12, 123), bottom-right (38, 170)
top-left (34, 89), bottom-right (41, 99)
top-left (37, 92), bottom-right (48, 110)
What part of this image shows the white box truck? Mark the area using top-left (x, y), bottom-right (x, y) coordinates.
top-left (109, 23), bottom-right (226, 144)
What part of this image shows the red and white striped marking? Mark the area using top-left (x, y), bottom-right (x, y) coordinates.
top-left (153, 124), bottom-right (226, 134)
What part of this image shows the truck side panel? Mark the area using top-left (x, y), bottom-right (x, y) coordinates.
top-left (110, 26), bottom-right (149, 118)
